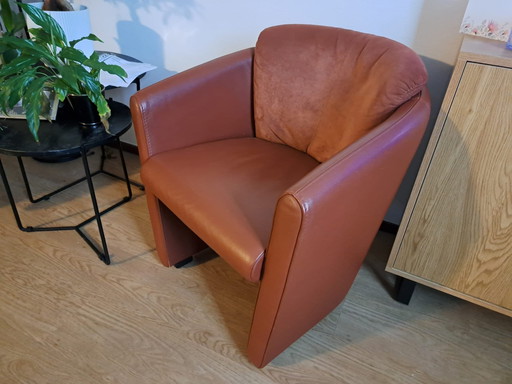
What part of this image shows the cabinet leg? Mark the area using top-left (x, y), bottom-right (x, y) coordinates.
top-left (394, 276), bottom-right (416, 305)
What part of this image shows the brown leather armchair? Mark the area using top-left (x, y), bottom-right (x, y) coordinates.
top-left (130, 24), bottom-right (430, 367)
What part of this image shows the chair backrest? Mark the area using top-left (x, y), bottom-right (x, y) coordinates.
top-left (253, 24), bottom-right (428, 162)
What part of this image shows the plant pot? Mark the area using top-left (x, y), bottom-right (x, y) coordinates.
top-left (66, 94), bottom-right (101, 126)
top-left (24, 2), bottom-right (94, 57)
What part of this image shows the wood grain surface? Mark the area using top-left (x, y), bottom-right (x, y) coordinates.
top-left (0, 150), bottom-right (510, 383)
top-left (388, 61), bottom-right (512, 315)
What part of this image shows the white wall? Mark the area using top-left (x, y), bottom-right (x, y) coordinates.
top-left (72, 0), bottom-right (470, 223)
top-left (72, 0), bottom-right (469, 132)
top-left (73, 0), bottom-right (469, 80)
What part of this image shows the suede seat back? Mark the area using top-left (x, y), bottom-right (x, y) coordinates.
top-left (253, 24), bottom-right (428, 162)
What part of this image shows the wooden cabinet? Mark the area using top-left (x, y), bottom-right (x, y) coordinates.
top-left (386, 37), bottom-right (512, 317)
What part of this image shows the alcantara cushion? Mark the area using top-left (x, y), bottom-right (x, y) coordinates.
top-left (253, 24), bottom-right (428, 162)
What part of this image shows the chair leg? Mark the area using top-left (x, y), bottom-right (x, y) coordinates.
top-left (145, 191), bottom-right (206, 267)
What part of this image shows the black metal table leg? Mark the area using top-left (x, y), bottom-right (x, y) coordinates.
top-left (99, 144), bottom-right (144, 191)
top-left (79, 148), bottom-right (111, 265)
top-left (0, 100), bottom-right (134, 264)
top-left (0, 145), bottom-right (140, 264)
top-left (18, 156), bottom-right (92, 203)
top-left (0, 158), bottom-right (33, 232)
top-left (394, 276), bottom-right (417, 305)
top-left (18, 148), bottom-right (143, 204)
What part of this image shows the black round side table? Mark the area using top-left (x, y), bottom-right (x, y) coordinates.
top-left (0, 101), bottom-right (139, 265)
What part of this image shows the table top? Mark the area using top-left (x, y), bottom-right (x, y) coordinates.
top-left (0, 101), bottom-right (132, 158)
top-left (460, 36), bottom-right (512, 68)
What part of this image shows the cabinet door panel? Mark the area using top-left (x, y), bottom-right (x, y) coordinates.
top-left (392, 63), bottom-right (512, 310)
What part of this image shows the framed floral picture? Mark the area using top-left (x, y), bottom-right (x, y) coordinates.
top-left (460, 0), bottom-right (512, 42)
top-left (0, 89), bottom-right (60, 121)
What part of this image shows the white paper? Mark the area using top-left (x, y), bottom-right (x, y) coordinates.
top-left (98, 53), bottom-right (157, 88)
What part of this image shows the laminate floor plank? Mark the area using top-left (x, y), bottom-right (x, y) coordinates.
top-left (0, 152), bottom-right (510, 384)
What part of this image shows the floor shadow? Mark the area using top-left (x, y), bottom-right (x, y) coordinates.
top-left (193, 249), bottom-right (259, 356)
top-left (388, 55), bottom-right (455, 225)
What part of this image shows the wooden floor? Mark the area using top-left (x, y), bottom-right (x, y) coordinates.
top-left (0, 150), bottom-right (510, 384)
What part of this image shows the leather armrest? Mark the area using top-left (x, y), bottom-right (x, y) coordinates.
top-left (248, 90), bottom-right (431, 366)
top-left (130, 48), bottom-right (255, 163)
top-left (275, 91), bottom-right (431, 288)
top-left (289, 90), bottom-right (431, 214)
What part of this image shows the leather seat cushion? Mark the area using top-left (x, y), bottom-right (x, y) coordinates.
top-left (141, 137), bottom-right (319, 281)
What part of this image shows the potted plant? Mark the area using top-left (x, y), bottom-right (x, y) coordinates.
top-left (0, 0), bottom-right (25, 37)
top-left (0, 2), bottom-right (127, 142)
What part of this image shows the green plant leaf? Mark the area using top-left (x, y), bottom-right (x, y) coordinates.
top-left (0, 2), bottom-right (123, 141)
top-left (0, 0), bottom-right (14, 32)
top-left (59, 63), bottom-right (100, 96)
top-left (51, 79), bottom-right (69, 102)
top-left (0, 69), bottom-right (36, 111)
top-left (0, 48), bottom-right (20, 63)
top-left (56, 63), bottom-right (85, 94)
top-left (93, 95), bottom-right (110, 117)
top-left (5, 70), bottom-right (31, 109)
top-left (0, 56), bottom-right (38, 78)
top-left (1, 77), bottom-right (19, 109)
top-left (0, 81), bottom-right (15, 113)
top-left (0, 34), bottom-right (35, 50)
top-left (0, 1), bottom-right (27, 35)
top-left (22, 77), bottom-right (49, 142)
top-left (0, 35), bottom-right (59, 65)
top-left (90, 51), bottom-right (100, 61)
top-left (12, 11), bottom-right (26, 33)
top-left (26, 27), bottom-right (55, 48)
top-left (19, 3), bottom-right (68, 46)
top-left (86, 59), bottom-right (128, 79)
top-left (59, 46), bottom-right (88, 64)
top-left (80, 73), bottom-right (103, 97)
top-left (0, 70), bottom-right (35, 109)
top-left (69, 33), bottom-right (103, 48)
top-left (76, 72), bottom-right (112, 131)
